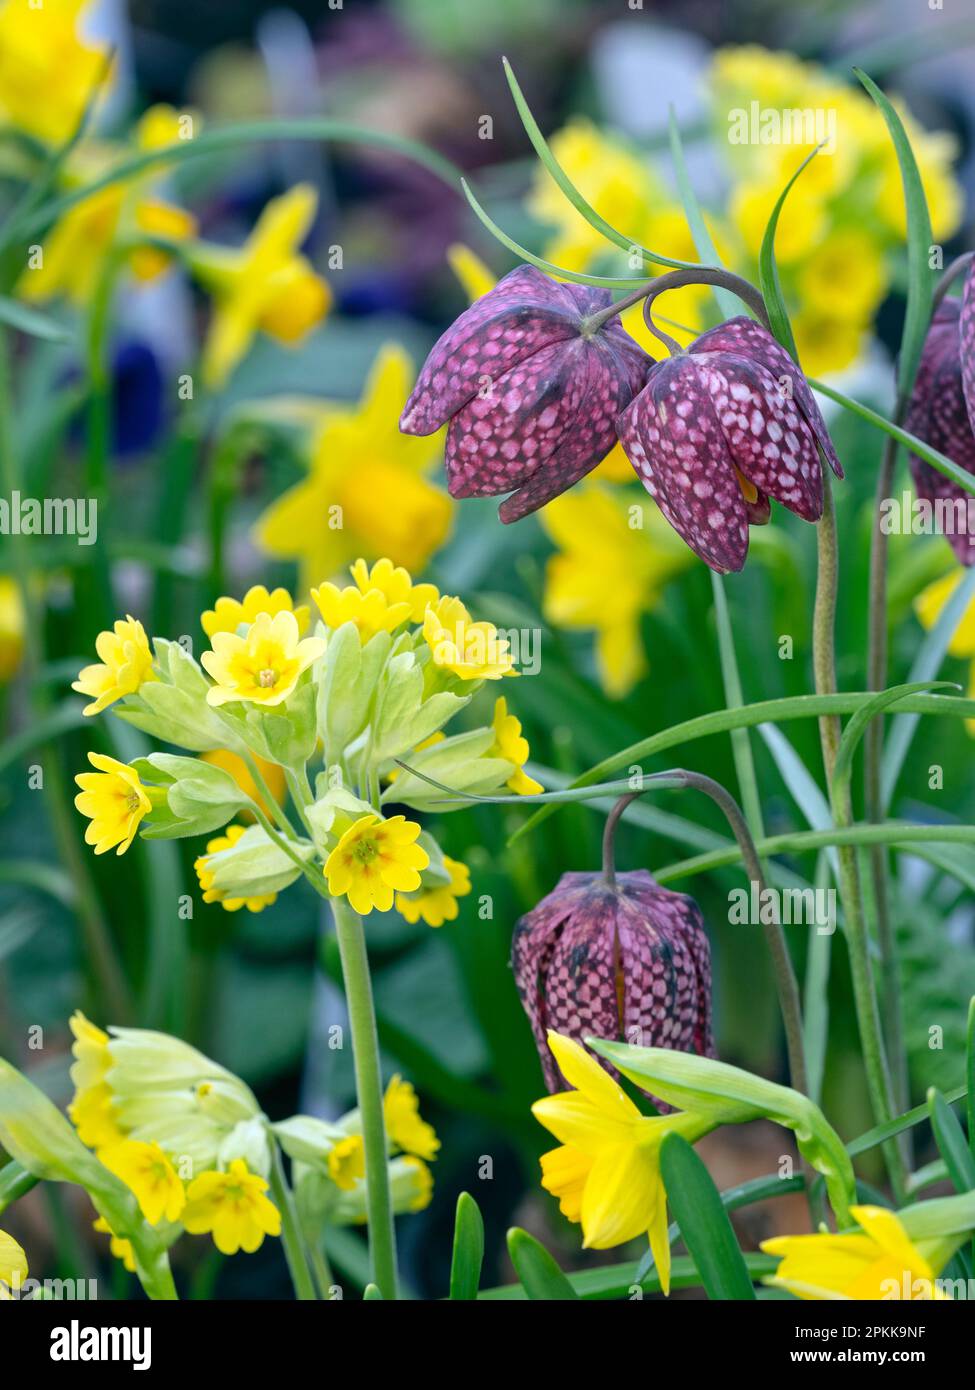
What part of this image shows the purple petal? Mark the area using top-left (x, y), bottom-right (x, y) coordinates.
top-left (959, 265), bottom-right (975, 434)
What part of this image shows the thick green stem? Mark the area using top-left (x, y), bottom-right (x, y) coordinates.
top-left (268, 1141), bottom-right (318, 1301)
top-left (330, 896), bottom-right (398, 1299)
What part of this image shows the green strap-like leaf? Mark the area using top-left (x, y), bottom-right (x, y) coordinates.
top-left (831, 681), bottom-right (955, 806)
top-left (0, 296), bottom-right (72, 343)
top-left (758, 146), bottom-right (822, 359)
top-left (506, 1227), bottom-right (579, 1300)
top-left (929, 1088), bottom-right (975, 1193)
top-left (668, 107), bottom-right (740, 318)
top-left (848, 1084), bottom-right (968, 1156)
top-left (363, 1283), bottom-right (384, 1300)
top-left (659, 1134), bottom-right (755, 1300)
top-left (449, 1192), bottom-right (485, 1300)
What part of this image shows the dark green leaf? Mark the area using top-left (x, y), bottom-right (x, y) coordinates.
top-left (449, 1192), bottom-right (485, 1300)
top-left (506, 1227), bottom-right (579, 1300)
top-left (929, 1088), bottom-right (975, 1193)
top-left (659, 1133), bottom-right (755, 1300)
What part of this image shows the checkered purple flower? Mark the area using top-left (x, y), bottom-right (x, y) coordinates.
top-left (511, 869), bottom-right (714, 1099)
top-left (907, 284), bottom-right (975, 565)
top-left (617, 316), bottom-right (843, 573)
top-left (399, 265), bottom-right (650, 521)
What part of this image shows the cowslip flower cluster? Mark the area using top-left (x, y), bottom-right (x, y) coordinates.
top-left (72, 559), bottom-right (540, 928)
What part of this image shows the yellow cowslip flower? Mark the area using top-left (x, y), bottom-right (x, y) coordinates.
top-left (0, 0), bottom-right (112, 147)
top-left (423, 594), bottom-right (516, 681)
top-left (915, 568), bottom-right (975, 735)
top-left (350, 557), bottom-right (439, 623)
top-left (194, 824), bottom-right (277, 913)
top-left (730, 177), bottom-right (827, 264)
top-left (68, 1010), bottom-right (124, 1150)
top-left (532, 1032), bottom-right (711, 1293)
top-left (0, 1227), bottom-right (27, 1297)
top-left (541, 484), bottom-right (693, 699)
top-left (188, 184), bottom-right (330, 389)
top-left (446, 243), bottom-right (496, 301)
top-left (0, 576), bottom-right (24, 681)
top-left (328, 1135), bottom-right (365, 1191)
top-left (490, 697), bottom-right (542, 796)
top-left (311, 581), bottom-right (412, 641)
top-left (181, 1158), bottom-right (282, 1255)
top-left (384, 1075), bottom-right (440, 1160)
top-left (397, 1156), bottom-right (434, 1213)
top-left (92, 1217), bottom-right (136, 1274)
top-left (324, 814), bottom-right (429, 915)
top-left (762, 1206), bottom-right (949, 1300)
top-left (797, 227), bottom-right (887, 324)
top-left (201, 609), bottom-right (325, 708)
top-left (201, 584), bottom-right (309, 639)
top-left (395, 855), bottom-right (471, 928)
top-left (791, 308), bottom-right (867, 378)
top-left (72, 615), bottom-right (156, 716)
top-left (99, 1139), bottom-right (186, 1227)
top-left (74, 753), bottom-right (152, 857)
top-left (254, 345), bottom-right (452, 592)
top-left (199, 748), bottom-right (285, 823)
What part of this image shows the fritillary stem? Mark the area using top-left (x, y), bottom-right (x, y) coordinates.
top-left (580, 268), bottom-right (771, 338)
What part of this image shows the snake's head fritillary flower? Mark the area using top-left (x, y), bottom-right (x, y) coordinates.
top-left (512, 870), bottom-right (714, 1101)
top-left (906, 293), bottom-right (975, 565)
top-left (617, 316), bottom-right (842, 572)
top-left (399, 265), bottom-right (651, 520)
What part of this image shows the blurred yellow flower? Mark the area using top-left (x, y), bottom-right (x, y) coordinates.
top-left (541, 483), bottom-right (693, 698)
top-left (199, 748), bottom-right (285, 822)
top-left (797, 227), bottom-right (887, 323)
top-left (324, 813), bottom-right (429, 915)
top-left (201, 609), bottom-right (325, 707)
top-left (762, 1206), bottom-right (947, 1300)
top-left (194, 824), bottom-right (277, 914)
top-left (792, 309), bottom-right (866, 378)
top-left (0, 576), bottom-right (24, 681)
top-left (182, 1159), bottom-right (281, 1255)
top-left (328, 1135), bottom-right (365, 1190)
top-left (92, 1217), bottom-right (136, 1274)
top-left (915, 568), bottom-right (975, 735)
top-left (395, 855), bottom-right (471, 927)
top-left (100, 1139), bottom-right (186, 1227)
top-left (423, 594), bottom-right (516, 681)
top-left (446, 243), bottom-right (496, 302)
top-left (72, 615), bottom-right (156, 716)
top-left (383, 1075), bottom-right (440, 1160)
top-left (68, 1010), bottom-right (123, 1149)
top-left (255, 345), bottom-right (452, 592)
top-left (189, 183), bottom-right (331, 388)
top-left (0, 0), bottom-right (112, 146)
top-left (74, 753), bottom-right (151, 856)
top-left (490, 696), bottom-right (542, 795)
top-left (311, 580), bottom-right (412, 641)
top-left (0, 1227), bottom-right (27, 1297)
top-left (201, 584), bottom-right (309, 639)
top-left (730, 177), bottom-right (826, 264)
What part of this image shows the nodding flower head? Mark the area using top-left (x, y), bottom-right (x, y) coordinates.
top-left (907, 285), bottom-right (975, 566)
top-left (511, 869), bottom-right (714, 1104)
top-left (617, 316), bottom-right (842, 573)
top-left (399, 265), bottom-right (650, 521)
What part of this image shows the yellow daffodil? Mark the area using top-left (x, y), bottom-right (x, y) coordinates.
top-left (201, 609), bottom-right (325, 707)
top-left (92, 1217), bottom-right (136, 1274)
top-left (181, 1158), bottom-right (282, 1255)
top-left (395, 855), bottom-right (471, 927)
top-left (99, 1139), bottom-right (186, 1226)
top-left (188, 184), bottom-right (331, 388)
top-left (324, 813), bottom-right (429, 915)
top-left (254, 345), bottom-right (452, 591)
top-left (0, 576), bottom-right (24, 681)
top-left (72, 615), bottom-right (156, 716)
top-left (762, 1206), bottom-right (949, 1300)
top-left (350, 557), bottom-right (439, 623)
top-left (201, 584), bottom-right (309, 639)
top-left (541, 484), bottom-right (693, 698)
top-left (384, 1075), bottom-right (440, 1160)
top-left (311, 580), bottom-right (412, 641)
top-left (199, 748), bottom-right (285, 822)
top-left (68, 1010), bottom-right (124, 1149)
top-left (0, 1227), bottom-right (27, 1297)
top-left (0, 0), bottom-right (112, 147)
top-left (490, 697), bottom-right (542, 795)
top-left (915, 568), bottom-right (975, 735)
top-left (423, 594), bottom-right (516, 681)
top-left (532, 1032), bottom-right (712, 1294)
top-left (194, 824), bottom-right (277, 913)
top-left (74, 753), bottom-right (152, 856)
top-left (327, 1136), bottom-right (365, 1191)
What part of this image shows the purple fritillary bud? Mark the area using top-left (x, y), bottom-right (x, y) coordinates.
top-left (617, 316), bottom-right (831, 572)
top-left (400, 265), bottom-right (650, 520)
top-left (511, 869), bottom-right (714, 1102)
top-left (961, 260), bottom-right (975, 430)
top-left (905, 297), bottom-right (975, 566)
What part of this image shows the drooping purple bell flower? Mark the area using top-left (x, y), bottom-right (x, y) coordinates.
top-left (511, 869), bottom-right (714, 1098)
top-left (906, 290), bottom-right (975, 566)
top-left (617, 316), bottom-right (843, 573)
top-left (399, 265), bottom-right (650, 520)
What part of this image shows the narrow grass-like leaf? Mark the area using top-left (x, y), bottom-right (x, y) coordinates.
top-left (968, 999), bottom-right (975, 1169)
top-left (660, 1134), bottom-right (755, 1299)
top-left (449, 1192), bottom-right (485, 1300)
top-left (478, 1252), bottom-right (778, 1300)
top-left (758, 146), bottom-right (822, 359)
top-left (928, 1088), bottom-right (975, 1193)
top-left (0, 297), bottom-right (72, 343)
top-left (832, 681), bottom-right (955, 806)
top-left (667, 108), bottom-right (738, 317)
top-left (363, 1283), bottom-right (384, 1300)
top-left (803, 853), bottom-right (834, 1105)
top-left (848, 1084), bottom-right (967, 1156)
top-left (506, 1227), bottom-right (579, 1300)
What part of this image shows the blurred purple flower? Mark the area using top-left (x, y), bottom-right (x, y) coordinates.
top-left (399, 266), bottom-right (650, 520)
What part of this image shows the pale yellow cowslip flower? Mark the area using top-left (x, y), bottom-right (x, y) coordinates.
top-left (310, 581), bottom-right (412, 641)
top-left (99, 1139), bottom-right (186, 1227)
top-left (194, 824), bottom-right (277, 914)
top-left (762, 1206), bottom-right (951, 1300)
top-left (92, 1217), bottom-right (136, 1274)
top-left (72, 615), bottom-right (156, 716)
top-left (0, 576), bottom-right (24, 681)
top-left (68, 1010), bottom-right (124, 1150)
top-left (490, 697), bottom-right (542, 795)
top-left (395, 855), bottom-right (471, 928)
top-left (73, 753), bottom-right (152, 856)
top-left (0, 0), bottom-right (112, 147)
top-left (201, 609), bottom-right (325, 707)
top-left (181, 1158), bottom-right (281, 1255)
top-left (383, 1075), bottom-right (440, 1160)
top-left (349, 557), bottom-right (439, 623)
top-left (254, 345), bottom-right (452, 592)
top-left (423, 594), bottom-right (517, 681)
top-left (201, 584), bottom-right (309, 639)
top-left (324, 813), bottom-right (429, 915)
top-left (0, 1228), bottom-right (27, 1298)
top-left (328, 1136), bottom-right (365, 1191)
